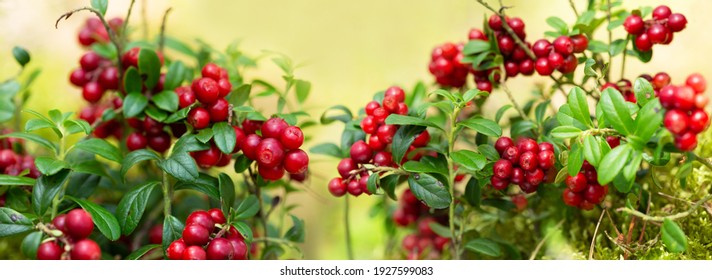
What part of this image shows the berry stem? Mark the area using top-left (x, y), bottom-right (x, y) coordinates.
top-left (615, 194), bottom-right (712, 222)
top-left (445, 107), bottom-right (461, 259)
top-left (691, 153), bottom-right (712, 171)
top-left (620, 36), bottom-right (629, 80)
top-left (161, 168), bottom-right (172, 216)
top-left (158, 7), bottom-right (173, 55)
top-left (344, 195), bottom-right (354, 260)
top-left (568, 0), bottom-right (579, 17)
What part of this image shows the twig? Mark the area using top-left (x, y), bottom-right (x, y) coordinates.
top-left (500, 81), bottom-right (531, 122)
top-left (588, 209), bottom-right (606, 259)
top-left (121, 0), bottom-right (137, 44)
top-left (692, 153), bottom-right (712, 170)
top-left (569, 0), bottom-right (580, 17)
top-left (158, 8), bottom-right (173, 54)
top-left (616, 194), bottom-right (712, 222)
top-left (529, 219), bottom-right (565, 260)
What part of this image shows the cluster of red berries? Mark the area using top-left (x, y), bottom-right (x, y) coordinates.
top-left (166, 209), bottom-right (248, 260)
top-left (328, 87), bottom-right (429, 197)
top-left (182, 63), bottom-right (233, 130)
top-left (124, 116), bottom-right (180, 153)
top-left (77, 17), bottom-right (123, 47)
top-left (392, 189), bottom-right (450, 260)
top-left (69, 51), bottom-right (120, 103)
top-left (428, 42), bottom-right (469, 88)
top-left (490, 137), bottom-right (556, 193)
top-left (37, 209), bottom-right (102, 260)
top-left (659, 73), bottom-right (709, 151)
top-left (235, 117), bottom-right (309, 181)
top-left (624, 5), bottom-right (687, 51)
top-left (601, 79), bottom-right (636, 103)
top-left (0, 132), bottom-right (39, 179)
top-left (562, 162), bottom-right (608, 210)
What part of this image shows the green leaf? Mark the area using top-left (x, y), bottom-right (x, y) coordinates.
top-left (32, 169), bottom-right (71, 217)
top-left (407, 173), bottom-right (451, 209)
top-left (218, 173), bottom-right (235, 215)
top-left (661, 219), bottom-right (687, 253)
top-left (120, 149), bottom-right (161, 179)
top-left (600, 88), bottom-right (635, 135)
top-left (195, 128), bottom-right (214, 143)
top-left (71, 161), bottom-right (109, 178)
top-left (495, 105), bottom-right (513, 123)
top-left (64, 119), bottom-right (91, 135)
top-left (465, 238), bottom-right (502, 257)
top-left (568, 143), bottom-right (584, 176)
top-left (309, 143), bottom-right (342, 158)
top-left (320, 105), bottom-right (352, 124)
top-left (462, 40), bottom-right (491, 55)
top-left (12, 46), bottom-right (30, 67)
top-left (235, 195), bottom-right (259, 220)
top-left (633, 77), bottom-right (654, 107)
top-left (462, 88), bottom-right (487, 104)
top-left (451, 150), bottom-right (486, 172)
top-left (587, 41), bottom-right (608, 54)
top-left (464, 177), bottom-right (481, 207)
top-left (164, 37), bottom-right (195, 56)
top-left (0, 174), bottom-right (36, 186)
top-left (125, 244), bottom-right (161, 260)
top-left (557, 105), bottom-right (589, 130)
top-left (115, 182), bottom-right (159, 235)
top-left (366, 173), bottom-right (379, 194)
top-left (459, 117), bottom-right (502, 137)
top-left (294, 79), bottom-right (311, 103)
top-left (391, 125), bottom-right (425, 166)
top-left (231, 221), bottom-right (253, 242)
top-left (174, 173), bottom-right (220, 199)
top-left (582, 135), bottom-right (602, 167)
top-left (402, 161), bottom-right (447, 176)
top-left (34, 157), bottom-right (70, 176)
top-left (284, 215), bottom-right (305, 243)
top-left (385, 114), bottom-right (442, 131)
top-left (428, 222), bottom-right (453, 238)
top-left (546, 16), bottom-right (568, 33)
top-left (233, 155), bottom-right (252, 174)
top-left (212, 122), bottom-right (236, 154)
top-left (72, 138), bottom-right (122, 163)
top-left (0, 132), bottom-right (58, 155)
top-left (228, 84), bottom-right (251, 107)
top-left (123, 92), bottom-right (149, 118)
top-left (0, 207), bottom-right (33, 237)
top-left (597, 144), bottom-right (632, 185)
top-left (138, 48), bottom-right (161, 89)
top-left (162, 215), bottom-right (184, 252)
top-left (550, 126), bottom-right (582, 139)
top-left (0, 99), bottom-right (15, 123)
top-left (609, 39), bottom-right (627, 56)
top-left (152, 90), bottom-right (179, 112)
top-left (123, 67), bottom-right (142, 94)
top-left (478, 144), bottom-right (499, 161)
top-left (429, 89), bottom-right (458, 103)
top-left (92, 43), bottom-right (117, 59)
top-left (163, 61), bottom-right (186, 90)
top-left (90, 0), bottom-right (108, 15)
top-left (159, 153), bottom-right (199, 182)
top-left (567, 87), bottom-right (593, 128)
top-left (21, 231), bottom-right (42, 259)
top-left (172, 134), bottom-right (210, 154)
top-left (68, 197), bottom-right (121, 241)
top-left (633, 99), bottom-right (662, 142)
top-left (164, 106), bottom-right (192, 124)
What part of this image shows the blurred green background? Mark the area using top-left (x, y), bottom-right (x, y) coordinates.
top-left (0, 0), bottom-right (710, 259)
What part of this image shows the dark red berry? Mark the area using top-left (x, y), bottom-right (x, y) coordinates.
top-left (201, 63), bottom-right (222, 80)
top-left (167, 239), bottom-right (186, 260)
top-left (623, 15), bottom-right (644, 35)
top-left (37, 242), bottom-right (63, 260)
top-left (79, 52), bottom-right (101, 71)
top-left (539, 142), bottom-right (554, 152)
top-left (508, 17), bottom-right (526, 39)
top-left (373, 151), bottom-right (393, 167)
top-left (517, 138), bottom-right (539, 153)
top-left (350, 140), bottom-right (372, 164)
top-left (668, 13), bottom-right (687, 32)
top-left (82, 82), bottom-right (104, 103)
top-left (558, 55), bottom-right (578, 74)
top-left (519, 59), bottom-right (535, 75)
top-left (548, 52), bottom-right (564, 69)
top-left (328, 178), bottom-right (347, 197)
top-left (538, 150), bottom-right (555, 169)
top-left (488, 14), bottom-right (504, 31)
top-left (675, 131), bottom-right (697, 151)
top-left (494, 137), bottom-right (514, 155)
top-left (606, 136), bottom-right (621, 148)
top-left (242, 134), bottom-right (262, 160)
top-left (526, 168), bottom-right (544, 185)
top-left (284, 149), bottom-right (309, 174)
top-left (347, 179), bottom-right (363, 196)
top-left (258, 163), bottom-right (284, 181)
top-left (652, 5), bottom-right (672, 20)
top-left (570, 34), bottom-right (588, 53)
top-left (532, 39), bottom-right (551, 58)
top-left (635, 33), bottom-right (653, 51)
top-left (186, 210), bottom-right (216, 232)
top-left (337, 158), bottom-right (356, 178)
top-left (182, 246), bottom-right (207, 260)
top-left (98, 67), bottom-right (119, 90)
top-left (502, 146), bottom-right (520, 162)
top-left (468, 28), bottom-right (487, 41)
top-left (256, 138), bottom-right (285, 168)
top-left (182, 224), bottom-right (210, 246)
top-left (476, 81), bottom-right (493, 93)
top-left (217, 79), bottom-right (232, 98)
top-left (647, 23), bottom-right (670, 44)
top-left (493, 159), bottom-right (513, 179)
top-left (490, 176), bottom-right (509, 190)
top-left (584, 184), bottom-right (606, 204)
top-left (188, 107), bottom-right (211, 130)
top-left (147, 132), bottom-right (171, 153)
top-left (70, 69), bottom-right (88, 86)
top-left (206, 238), bottom-right (234, 260)
top-left (71, 239), bottom-right (101, 260)
top-left (65, 209), bottom-right (94, 240)
top-left (511, 167), bottom-right (524, 185)
top-left (207, 99), bottom-right (230, 122)
top-left (261, 118), bottom-right (289, 139)
top-left (519, 151), bottom-right (538, 171)
top-left (376, 124), bottom-right (397, 144)
top-left (497, 35), bottom-right (515, 55)
top-left (504, 61), bottom-right (519, 78)
top-left (232, 126), bottom-right (246, 153)
top-left (126, 132), bottom-right (148, 151)
top-left (562, 188), bottom-right (582, 207)
top-left (553, 36), bottom-right (574, 56)
top-left (52, 214), bottom-right (67, 232)
top-left (565, 173), bottom-right (587, 192)
top-left (535, 57), bottom-right (553, 75)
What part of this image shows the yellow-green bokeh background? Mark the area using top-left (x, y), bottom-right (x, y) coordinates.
top-left (1, 0), bottom-right (710, 259)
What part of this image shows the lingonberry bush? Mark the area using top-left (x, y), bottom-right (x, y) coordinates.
top-left (314, 0), bottom-right (711, 260)
top-left (1, 0), bottom-right (310, 260)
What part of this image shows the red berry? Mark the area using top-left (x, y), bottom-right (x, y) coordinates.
top-left (142, 116), bottom-right (164, 136)
top-left (337, 158), bottom-right (356, 178)
top-left (539, 142), bottom-right (554, 152)
top-left (242, 134), bottom-right (262, 160)
top-left (121, 47), bottom-right (140, 68)
top-left (217, 79), bottom-right (232, 98)
top-left (634, 33), bottom-right (653, 51)
top-left (537, 150), bottom-right (555, 169)
top-left (547, 52), bottom-right (564, 69)
top-left (182, 224), bottom-right (210, 246)
top-left (350, 140), bottom-right (373, 164)
top-left (78, 28), bottom-right (95, 46)
top-left (258, 163), bottom-right (285, 181)
top-left (510, 168), bottom-right (524, 185)
top-left (668, 13), bottom-right (687, 32)
top-left (69, 69), bottom-right (88, 86)
top-left (497, 35), bottom-right (515, 55)
top-left (256, 138), bottom-right (286, 168)
top-left (570, 34), bottom-right (588, 53)
top-left (347, 179), bottom-right (363, 196)
top-left (535, 57), bottom-right (553, 75)
top-left (504, 61), bottom-right (519, 78)
top-left (490, 176), bottom-right (509, 190)
top-left (494, 137), bottom-right (514, 155)
top-left (686, 73), bottom-right (707, 94)
top-left (206, 238), bottom-right (234, 260)
top-left (261, 118), bottom-right (289, 139)
top-left (647, 24), bottom-right (670, 44)
top-left (584, 184), bottom-right (606, 204)
top-left (468, 28), bottom-right (487, 41)
top-left (502, 146), bottom-right (520, 162)
top-left (673, 86), bottom-right (695, 110)
top-left (382, 95), bottom-right (399, 113)
top-left (476, 80), bottom-right (493, 93)
top-left (79, 52), bottom-right (101, 71)
top-left (508, 17), bottom-right (526, 39)
top-left (328, 178), bottom-right (347, 197)
top-left (526, 168), bottom-right (544, 185)
top-left (232, 126), bottom-right (246, 153)
top-left (229, 239), bottom-right (248, 260)
top-left (658, 85), bottom-right (676, 108)
top-left (565, 173), bottom-right (587, 192)
top-left (361, 116), bottom-right (377, 134)
top-left (675, 131), bottom-right (698, 151)
top-left (82, 82), bottom-right (104, 103)
top-left (376, 124), bottom-right (397, 144)
top-left (664, 109), bottom-right (690, 134)
top-left (193, 78), bottom-right (220, 104)
top-left (562, 188), bottom-right (582, 207)
top-left (365, 101), bottom-right (380, 116)
top-left (37, 242), bottom-right (63, 260)
top-left (689, 110), bottom-right (710, 133)
top-left (147, 132), bottom-right (171, 153)
top-left (695, 94), bottom-right (709, 109)
top-left (207, 99), bottom-right (230, 122)
top-left (186, 210), bottom-right (216, 232)
top-left (188, 107), bottom-right (211, 130)
top-left (98, 67), bottom-right (119, 90)
top-left (493, 159), bottom-right (513, 179)
top-left (532, 39), bottom-right (551, 58)
top-left (147, 224), bottom-right (163, 244)
top-left (52, 214), bottom-right (67, 232)
top-left (653, 72), bottom-right (671, 89)
top-left (652, 5), bottom-right (672, 20)
top-left (201, 63), bottom-right (222, 80)
top-left (519, 182), bottom-right (538, 194)
top-left (280, 126), bottom-right (304, 150)
top-left (0, 150), bottom-right (18, 169)
top-left (384, 86), bottom-right (406, 102)
top-left (368, 134), bottom-right (385, 151)
top-left (517, 138), bottom-right (539, 153)
top-left (553, 36), bottom-right (574, 56)
top-left (413, 130), bottom-right (430, 147)
top-left (284, 149), bottom-right (309, 174)
top-left (167, 239), bottom-right (186, 260)
top-left (558, 55), bottom-right (578, 74)
top-left (623, 15), bottom-right (644, 35)
top-left (519, 59), bottom-right (535, 76)
top-left (606, 136), bottom-right (621, 148)
top-left (65, 209), bottom-right (94, 240)
top-left (372, 107), bottom-right (389, 124)
top-left (192, 145), bottom-right (222, 169)
top-left (488, 14), bottom-right (504, 31)
top-left (182, 245), bottom-right (207, 260)
top-left (126, 132), bottom-right (148, 151)
top-left (207, 208), bottom-right (226, 225)
top-left (519, 151), bottom-right (538, 171)
top-left (373, 151), bottom-right (393, 167)
top-left (71, 239), bottom-right (101, 260)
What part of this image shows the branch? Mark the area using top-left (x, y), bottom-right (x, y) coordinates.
top-left (569, 0), bottom-right (580, 17)
top-left (616, 194), bottom-right (712, 222)
top-left (499, 81), bottom-right (531, 122)
top-left (159, 8), bottom-right (173, 54)
top-left (589, 209), bottom-right (606, 259)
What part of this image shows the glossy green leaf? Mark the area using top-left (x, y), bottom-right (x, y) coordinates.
top-left (163, 61), bottom-right (186, 90)
top-left (12, 46), bottom-right (30, 66)
top-left (21, 231), bottom-right (42, 259)
top-left (0, 207), bottom-right (33, 237)
top-left (391, 125), bottom-right (425, 166)
top-left (550, 126), bottom-right (582, 139)
top-left (462, 40), bottom-right (491, 55)
top-left (465, 238), bottom-right (502, 257)
top-left (32, 169), bottom-right (70, 217)
top-left (115, 181), bottom-right (159, 235)
top-left (385, 114), bottom-right (442, 131)
top-left (582, 135), bottom-right (602, 167)
top-left (458, 117), bottom-right (502, 137)
top-left (0, 132), bottom-right (58, 155)
top-left (235, 195), bottom-right (259, 220)
top-left (309, 143), bottom-right (341, 158)
top-left (120, 149), bottom-right (161, 179)
top-left (634, 99), bottom-right (662, 142)
top-left (159, 153), bottom-right (199, 182)
top-left (633, 77), bottom-right (654, 107)
top-left (123, 92), bottom-right (148, 118)
top-left (153, 90), bottom-right (179, 112)
top-left (450, 150), bottom-right (486, 172)
top-left (661, 218), bottom-right (687, 253)
top-left (600, 88), bottom-right (635, 135)
top-left (138, 48), bottom-right (161, 89)
top-left (162, 215), bottom-right (184, 252)
top-left (218, 173), bottom-right (235, 215)
top-left (212, 122), bottom-right (236, 154)
top-left (567, 87), bottom-right (593, 128)
top-left (568, 143), bottom-right (584, 176)
top-left (232, 221), bottom-right (253, 242)
top-left (72, 138), bottom-right (122, 163)
top-left (125, 244), bottom-right (161, 260)
top-left (407, 173), bottom-right (450, 209)
top-left (34, 157), bottom-right (69, 176)
top-left (174, 173), bottom-right (220, 199)
top-left (123, 67), bottom-right (142, 93)
top-left (0, 174), bottom-right (36, 186)
top-left (597, 144), bottom-right (632, 185)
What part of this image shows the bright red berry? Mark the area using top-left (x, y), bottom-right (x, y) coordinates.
top-left (494, 137), bottom-right (514, 155)
top-left (207, 208), bottom-right (226, 225)
top-left (71, 239), bottom-right (101, 260)
top-left (493, 159), bottom-right (513, 179)
top-left (689, 110), bottom-right (709, 133)
top-left (623, 15), bottom-right (644, 35)
top-left (258, 163), bottom-right (285, 181)
top-left (672, 86), bottom-right (695, 110)
top-left (167, 239), bottom-right (186, 260)
top-left (526, 168), bottom-right (544, 185)
top-left (193, 78), bottom-right (220, 104)
top-left (668, 13), bottom-right (687, 32)
top-left (538, 150), bottom-right (555, 169)
top-left (242, 134), bottom-right (262, 160)
top-left (82, 82), bottom-right (104, 103)
top-left (261, 118), bottom-right (289, 139)
top-left (284, 149), bottom-right (309, 174)
top-left (328, 178), bottom-right (347, 197)
top-left (562, 188), bottom-right (582, 207)
top-left (532, 39), bottom-right (551, 58)
top-left (373, 151), bottom-right (393, 167)
top-left (188, 107), bottom-right (211, 130)
top-left (553, 36), bottom-right (574, 56)
top-left (634, 33), bottom-right (653, 51)
top-left (182, 224), bottom-right (210, 246)
top-left (147, 132), bottom-right (171, 153)
top-left (37, 242), bottom-right (63, 260)
top-left (65, 209), bottom-right (94, 240)
top-left (186, 210), bottom-right (216, 232)
top-left (565, 173), bottom-right (587, 192)
top-left (192, 145), bottom-right (222, 168)
top-left (337, 158), bottom-right (356, 178)
top-left (647, 23), bottom-right (670, 44)
top-left (385, 86), bottom-right (406, 102)
top-left (570, 34), bottom-right (589, 53)
top-left (347, 179), bottom-right (363, 196)
top-left (686, 73), bottom-right (707, 94)
top-left (664, 109), bottom-right (690, 134)
top-left (256, 138), bottom-right (286, 168)
top-left (182, 245), bottom-right (207, 260)
top-left (652, 5), bottom-right (672, 20)
top-left (201, 63), bottom-right (222, 80)
top-left (675, 131), bottom-right (697, 151)
top-left (280, 126), bottom-right (304, 150)
top-left (350, 140), bottom-right (373, 164)
top-left (206, 238), bottom-right (234, 260)
top-left (535, 57), bottom-right (553, 75)
top-left (207, 99), bottom-right (230, 122)
top-left (126, 132), bottom-right (148, 151)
